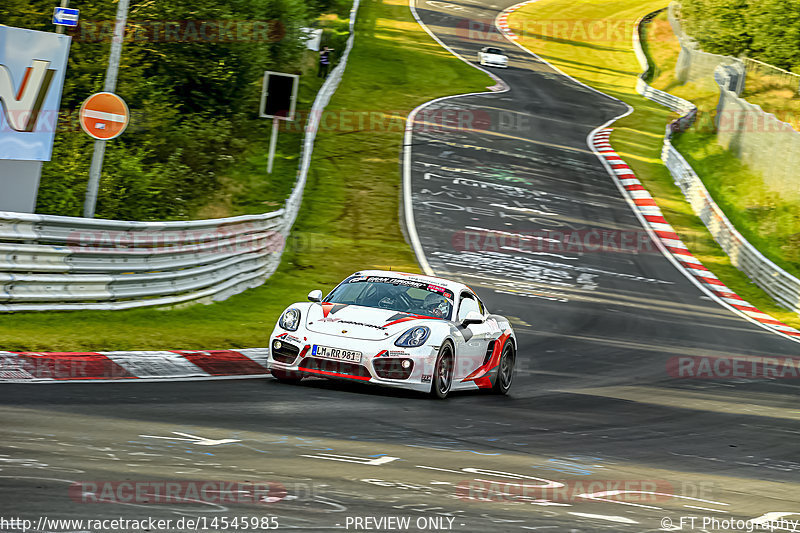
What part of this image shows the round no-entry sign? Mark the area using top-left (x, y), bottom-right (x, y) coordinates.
top-left (79, 92), bottom-right (130, 140)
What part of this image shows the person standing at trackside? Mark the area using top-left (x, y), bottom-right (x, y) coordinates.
top-left (318, 46), bottom-right (333, 78)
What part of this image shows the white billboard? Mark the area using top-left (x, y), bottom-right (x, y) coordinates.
top-left (0, 25), bottom-right (71, 161)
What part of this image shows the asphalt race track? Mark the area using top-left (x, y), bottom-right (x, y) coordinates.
top-left (2, 1), bottom-right (799, 532)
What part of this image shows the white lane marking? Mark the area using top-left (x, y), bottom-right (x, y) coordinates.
top-left (684, 505), bottom-right (729, 513)
top-left (568, 512), bottom-right (638, 524)
top-left (576, 490), bottom-right (729, 511)
top-left (138, 432), bottom-right (240, 446)
top-left (500, 247), bottom-right (577, 260)
top-left (300, 453), bottom-right (400, 466)
top-left (417, 465), bottom-right (462, 474)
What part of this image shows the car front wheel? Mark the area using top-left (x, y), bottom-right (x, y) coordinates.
top-left (492, 341), bottom-right (515, 395)
top-left (430, 344), bottom-right (454, 399)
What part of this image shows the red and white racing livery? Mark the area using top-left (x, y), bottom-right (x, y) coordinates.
top-left (267, 270), bottom-right (516, 398)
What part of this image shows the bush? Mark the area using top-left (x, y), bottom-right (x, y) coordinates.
top-left (680, 0), bottom-right (800, 72)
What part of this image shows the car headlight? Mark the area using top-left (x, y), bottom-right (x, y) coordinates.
top-left (279, 308), bottom-right (301, 331)
top-left (395, 326), bottom-right (430, 347)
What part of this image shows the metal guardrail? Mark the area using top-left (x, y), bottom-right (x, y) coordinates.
top-left (634, 11), bottom-right (800, 314)
top-left (0, 0), bottom-right (361, 313)
top-left (0, 210), bottom-right (285, 311)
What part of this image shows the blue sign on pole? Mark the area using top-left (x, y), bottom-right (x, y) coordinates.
top-left (53, 7), bottom-right (79, 27)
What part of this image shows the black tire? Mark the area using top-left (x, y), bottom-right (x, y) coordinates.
top-left (430, 343), bottom-right (454, 399)
top-left (271, 368), bottom-right (303, 384)
top-left (492, 341), bottom-right (515, 395)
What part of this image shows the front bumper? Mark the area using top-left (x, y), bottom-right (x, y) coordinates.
top-left (481, 59), bottom-right (508, 68)
top-left (268, 330), bottom-right (438, 393)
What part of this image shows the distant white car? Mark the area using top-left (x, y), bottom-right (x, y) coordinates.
top-left (268, 270), bottom-right (517, 399)
top-left (478, 46), bottom-right (508, 68)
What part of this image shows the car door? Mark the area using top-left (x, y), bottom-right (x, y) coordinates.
top-left (453, 291), bottom-right (493, 379)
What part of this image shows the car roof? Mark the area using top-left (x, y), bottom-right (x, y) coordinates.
top-left (350, 270), bottom-right (469, 293)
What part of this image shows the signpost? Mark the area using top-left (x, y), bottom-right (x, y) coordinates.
top-left (260, 71), bottom-right (299, 174)
top-left (52, 7), bottom-right (79, 28)
top-left (82, 0), bottom-right (129, 218)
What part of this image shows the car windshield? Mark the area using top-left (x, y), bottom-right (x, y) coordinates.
top-left (325, 275), bottom-right (454, 320)
top-left (486, 48), bottom-right (504, 55)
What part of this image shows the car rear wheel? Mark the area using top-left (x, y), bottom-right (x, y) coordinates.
top-left (492, 341), bottom-right (515, 395)
top-left (271, 368), bottom-right (303, 384)
top-left (430, 344), bottom-right (454, 399)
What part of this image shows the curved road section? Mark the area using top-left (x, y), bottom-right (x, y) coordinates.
top-left (1, 1), bottom-right (798, 532)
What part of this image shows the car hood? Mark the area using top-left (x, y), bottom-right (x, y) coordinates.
top-left (484, 53), bottom-right (507, 61)
top-left (305, 303), bottom-right (437, 341)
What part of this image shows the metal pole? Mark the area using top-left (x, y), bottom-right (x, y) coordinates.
top-left (267, 117), bottom-right (279, 174)
top-left (83, 0), bottom-right (129, 218)
top-left (55, 0), bottom-right (69, 34)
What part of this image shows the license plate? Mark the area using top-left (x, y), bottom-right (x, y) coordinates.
top-left (312, 345), bottom-right (362, 363)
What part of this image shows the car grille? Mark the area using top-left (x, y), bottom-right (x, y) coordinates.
top-left (272, 342), bottom-right (300, 364)
top-left (299, 357), bottom-right (371, 378)
top-left (372, 358), bottom-right (413, 380)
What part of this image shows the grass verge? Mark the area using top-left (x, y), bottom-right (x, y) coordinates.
top-left (508, 0), bottom-right (800, 328)
top-left (740, 77), bottom-right (800, 132)
top-left (0, 0), bottom-right (491, 351)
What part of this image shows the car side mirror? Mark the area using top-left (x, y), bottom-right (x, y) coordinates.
top-left (461, 311), bottom-right (485, 326)
top-left (308, 289), bottom-right (323, 302)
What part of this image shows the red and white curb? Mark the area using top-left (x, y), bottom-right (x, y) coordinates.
top-left (496, 0), bottom-right (538, 40)
top-left (496, 11), bottom-right (515, 39)
top-left (0, 349), bottom-right (269, 383)
top-left (592, 128), bottom-right (800, 339)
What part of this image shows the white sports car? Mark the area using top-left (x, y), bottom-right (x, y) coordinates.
top-left (478, 46), bottom-right (509, 68)
top-left (268, 270), bottom-right (517, 398)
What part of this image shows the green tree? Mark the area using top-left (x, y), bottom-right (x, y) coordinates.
top-left (745, 0), bottom-right (800, 71)
top-left (681, 0), bottom-right (752, 57)
top-left (0, 0), bottom-right (317, 220)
